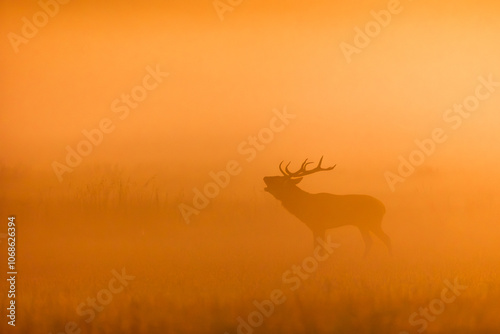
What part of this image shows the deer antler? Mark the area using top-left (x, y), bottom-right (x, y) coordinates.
top-left (279, 156), bottom-right (335, 178)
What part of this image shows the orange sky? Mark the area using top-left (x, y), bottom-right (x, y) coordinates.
top-left (1, 0), bottom-right (500, 189)
top-left (3, 4), bottom-right (500, 334)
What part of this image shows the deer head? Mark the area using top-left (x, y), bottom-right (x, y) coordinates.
top-left (263, 157), bottom-right (336, 199)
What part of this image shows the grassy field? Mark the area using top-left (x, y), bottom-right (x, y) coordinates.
top-left (4, 239), bottom-right (500, 334)
top-left (1, 165), bottom-right (500, 334)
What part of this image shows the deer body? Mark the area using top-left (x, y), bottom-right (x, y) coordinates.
top-left (264, 157), bottom-right (391, 256)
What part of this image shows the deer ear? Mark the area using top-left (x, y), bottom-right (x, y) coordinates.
top-left (290, 177), bottom-right (303, 184)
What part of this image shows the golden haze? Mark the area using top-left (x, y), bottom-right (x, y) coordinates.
top-left (1, 0), bottom-right (500, 333)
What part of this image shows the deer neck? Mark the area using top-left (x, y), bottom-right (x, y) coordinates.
top-left (280, 186), bottom-right (310, 208)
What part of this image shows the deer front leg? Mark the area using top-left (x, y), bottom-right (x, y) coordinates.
top-left (312, 229), bottom-right (329, 250)
top-left (312, 229), bottom-right (322, 249)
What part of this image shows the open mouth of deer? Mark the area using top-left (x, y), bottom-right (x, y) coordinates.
top-left (263, 177), bottom-right (271, 192)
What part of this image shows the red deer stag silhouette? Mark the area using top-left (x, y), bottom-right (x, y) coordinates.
top-left (264, 157), bottom-right (391, 256)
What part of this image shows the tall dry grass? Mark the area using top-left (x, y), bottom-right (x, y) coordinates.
top-left (0, 164), bottom-right (499, 333)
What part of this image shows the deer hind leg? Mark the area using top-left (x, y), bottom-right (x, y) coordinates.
top-left (359, 228), bottom-right (373, 258)
top-left (371, 225), bottom-right (392, 255)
